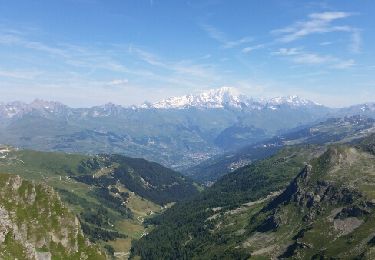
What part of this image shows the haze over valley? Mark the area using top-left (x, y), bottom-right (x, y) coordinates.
top-left (1, 0), bottom-right (375, 259)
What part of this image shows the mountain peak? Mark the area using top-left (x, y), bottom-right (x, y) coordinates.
top-left (0, 99), bottom-right (68, 119)
top-left (149, 87), bottom-right (245, 109)
top-left (145, 88), bottom-right (322, 110)
top-left (266, 95), bottom-right (322, 107)
top-left (30, 99), bottom-right (66, 110)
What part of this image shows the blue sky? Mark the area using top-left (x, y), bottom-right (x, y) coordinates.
top-left (0, 0), bottom-right (374, 107)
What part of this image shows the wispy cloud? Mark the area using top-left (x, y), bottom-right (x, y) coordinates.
top-left (292, 53), bottom-right (333, 65)
top-left (0, 29), bottom-right (165, 81)
top-left (129, 45), bottom-right (221, 81)
top-left (106, 79), bottom-right (129, 86)
top-left (201, 24), bottom-right (253, 49)
top-left (272, 11), bottom-right (353, 42)
top-left (0, 68), bottom-right (43, 79)
top-left (0, 32), bottom-right (68, 57)
top-left (272, 47), bottom-right (355, 69)
top-left (332, 59), bottom-right (355, 69)
top-left (349, 29), bottom-right (361, 53)
top-left (0, 27), bottom-right (224, 100)
top-left (272, 47), bottom-right (301, 56)
top-left (242, 44), bottom-right (266, 54)
top-left (129, 46), bottom-right (164, 67)
top-left (319, 41), bottom-right (332, 46)
top-left (272, 11), bottom-right (361, 53)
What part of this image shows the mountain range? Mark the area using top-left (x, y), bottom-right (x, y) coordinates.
top-left (0, 87), bottom-right (325, 117)
top-left (141, 87), bottom-right (321, 109)
top-left (1, 87), bottom-right (374, 173)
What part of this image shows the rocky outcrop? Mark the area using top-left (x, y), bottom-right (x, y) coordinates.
top-left (263, 147), bottom-right (367, 223)
top-left (249, 146), bottom-right (375, 259)
top-left (0, 173), bottom-right (105, 260)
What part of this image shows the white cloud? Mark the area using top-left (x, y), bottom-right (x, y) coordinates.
top-left (223, 37), bottom-right (253, 49)
top-left (319, 41), bottom-right (332, 46)
top-left (292, 52), bottom-right (331, 64)
top-left (271, 47), bottom-right (301, 56)
top-left (350, 29), bottom-right (361, 53)
top-left (129, 46), bottom-right (165, 67)
top-left (129, 46), bottom-right (221, 81)
top-left (242, 44), bottom-right (265, 54)
top-left (272, 11), bottom-right (354, 43)
top-left (269, 11), bottom-right (362, 70)
top-left (0, 27), bottom-right (225, 102)
top-left (0, 32), bottom-right (67, 57)
top-left (272, 11), bottom-right (362, 53)
top-left (309, 12), bottom-right (351, 21)
top-left (107, 79), bottom-right (129, 86)
top-left (332, 59), bottom-right (355, 69)
top-left (0, 68), bottom-right (43, 80)
top-left (272, 48), bottom-right (355, 69)
top-left (201, 24), bottom-right (253, 49)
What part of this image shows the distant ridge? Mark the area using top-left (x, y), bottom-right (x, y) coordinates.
top-left (2, 87), bottom-right (375, 118)
top-left (0, 88), bottom-right (373, 170)
top-left (0, 87), bottom-right (325, 119)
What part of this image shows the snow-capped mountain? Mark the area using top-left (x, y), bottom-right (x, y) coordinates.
top-left (265, 96), bottom-right (321, 107)
top-left (142, 87), bottom-right (245, 109)
top-left (1, 88), bottom-right (373, 121)
top-left (0, 88), bottom-right (325, 119)
top-left (143, 87), bottom-right (322, 110)
top-left (0, 99), bottom-right (69, 119)
top-left (336, 102), bottom-right (375, 117)
top-left (0, 101), bottom-right (29, 118)
top-left (85, 103), bottom-right (126, 117)
top-left (29, 99), bottom-right (68, 113)
top-left (0, 90), bottom-right (373, 171)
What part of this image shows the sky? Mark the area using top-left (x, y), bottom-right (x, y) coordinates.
top-left (0, 0), bottom-right (374, 107)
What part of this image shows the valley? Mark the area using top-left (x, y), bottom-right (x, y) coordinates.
top-left (0, 146), bottom-right (199, 258)
top-left (131, 134), bottom-right (375, 259)
top-left (2, 88), bottom-right (373, 171)
top-left (186, 115), bottom-right (375, 183)
top-left (1, 88), bottom-right (374, 174)
top-left (1, 1), bottom-right (374, 259)
top-left (1, 90), bottom-right (375, 259)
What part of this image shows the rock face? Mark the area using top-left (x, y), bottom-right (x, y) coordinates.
top-left (0, 174), bottom-right (105, 260)
top-left (246, 145), bottom-right (375, 259)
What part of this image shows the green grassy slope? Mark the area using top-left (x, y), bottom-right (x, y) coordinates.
top-left (0, 173), bottom-right (105, 259)
top-left (131, 134), bottom-right (375, 259)
top-left (130, 145), bottom-right (324, 259)
top-left (0, 146), bottom-right (199, 257)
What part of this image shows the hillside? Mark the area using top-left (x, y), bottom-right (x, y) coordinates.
top-left (130, 144), bottom-right (324, 259)
top-left (186, 115), bottom-right (375, 183)
top-left (0, 147), bottom-right (199, 256)
top-left (0, 173), bottom-right (105, 259)
top-left (240, 143), bottom-right (375, 258)
top-left (131, 134), bottom-right (375, 259)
